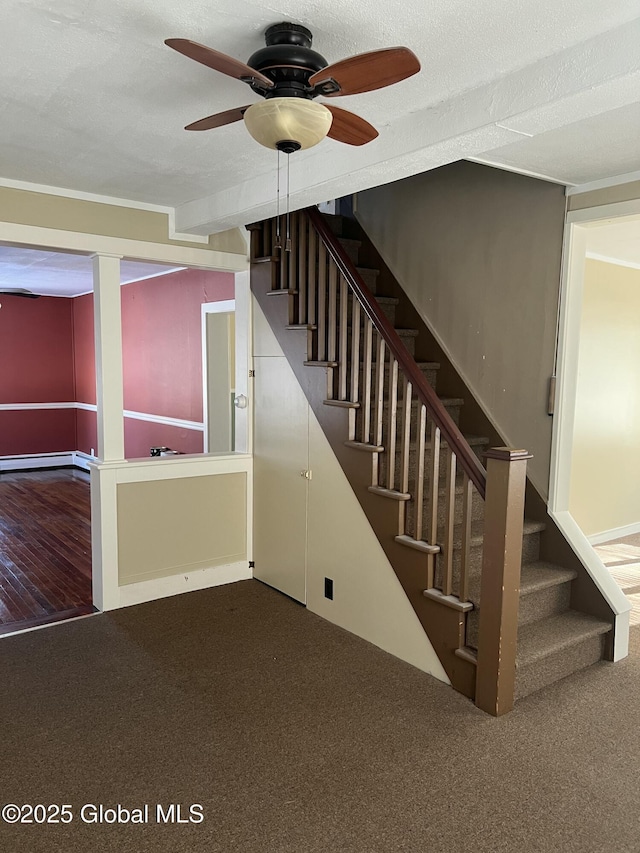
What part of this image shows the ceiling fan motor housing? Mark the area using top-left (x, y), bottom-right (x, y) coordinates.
top-left (247, 22), bottom-right (328, 99)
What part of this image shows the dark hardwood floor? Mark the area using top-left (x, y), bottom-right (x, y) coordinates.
top-left (0, 469), bottom-right (94, 633)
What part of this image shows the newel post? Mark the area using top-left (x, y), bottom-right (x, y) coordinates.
top-left (475, 447), bottom-right (532, 716)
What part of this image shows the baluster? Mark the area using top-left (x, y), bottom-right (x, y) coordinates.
top-left (307, 221), bottom-right (317, 327)
top-left (459, 473), bottom-right (473, 603)
top-left (427, 423), bottom-right (441, 545)
top-left (279, 217), bottom-right (288, 291)
top-left (288, 212), bottom-right (298, 292)
top-left (338, 276), bottom-right (349, 399)
top-left (317, 241), bottom-right (327, 361)
top-left (297, 214), bottom-right (307, 324)
top-left (442, 448), bottom-right (456, 596)
top-left (371, 335), bottom-right (386, 486)
top-left (327, 262), bottom-right (338, 363)
top-left (397, 376), bottom-right (412, 535)
top-left (350, 297), bottom-right (361, 404)
top-left (414, 404), bottom-right (427, 541)
top-left (361, 318), bottom-right (373, 443)
top-left (386, 358), bottom-right (399, 490)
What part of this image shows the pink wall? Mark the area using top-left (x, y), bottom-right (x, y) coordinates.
top-left (72, 294), bottom-right (96, 405)
top-left (0, 295), bottom-right (76, 456)
top-left (121, 267), bottom-right (233, 458)
top-left (1, 296), bottom-right (74, 403)
top-left (124, 419), bottom-right (203, 460)
top-left (0, 267), bottom-right (233, 459)
top-left (71, 294), bottom-right (97, 455)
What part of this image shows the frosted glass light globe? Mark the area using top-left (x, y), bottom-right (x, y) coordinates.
top-left (244, 98), bottom-right (332, 151)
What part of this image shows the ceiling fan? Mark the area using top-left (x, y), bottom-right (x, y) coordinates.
top-left (0, 288), bottom-right (39, 298)
top-left (165, 22), bottom-right (420, 153)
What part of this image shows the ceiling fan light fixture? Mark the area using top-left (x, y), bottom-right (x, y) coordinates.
top-left (243, 98), bottom-right (332, 151)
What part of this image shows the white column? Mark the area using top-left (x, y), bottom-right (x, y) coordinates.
top-left (92, 253), bottom-right (124, 462)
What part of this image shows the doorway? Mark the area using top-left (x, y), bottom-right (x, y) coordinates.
top-left (202, 299), bottom-right (236, 454)
top-left (549, 204), bottom-right (640, 655)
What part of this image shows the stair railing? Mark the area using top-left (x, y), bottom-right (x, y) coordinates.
top-left (249, 208), bottom-right (531, 715)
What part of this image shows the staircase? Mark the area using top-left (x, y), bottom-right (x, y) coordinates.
top-left (249, 208), bottom-right (612, 715)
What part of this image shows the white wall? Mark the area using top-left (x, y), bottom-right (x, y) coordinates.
top-left (569, 259), bottom-right (640, 538)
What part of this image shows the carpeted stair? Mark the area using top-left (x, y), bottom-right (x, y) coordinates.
top-left (316, 213), bottom-right (610, 702)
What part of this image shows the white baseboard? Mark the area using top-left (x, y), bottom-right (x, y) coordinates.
top-left (112, 562), bottom-right (252, 610)
top-left (0, 451), bottom-right (97, 472)
top-left (589, 521), bottom-right (640, 545)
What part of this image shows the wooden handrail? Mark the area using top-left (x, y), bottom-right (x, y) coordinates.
top-left (307, 206), bottom-right (487, 499)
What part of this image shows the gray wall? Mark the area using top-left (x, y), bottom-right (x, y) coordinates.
top-left (356, 161), bottom-right (566, 497)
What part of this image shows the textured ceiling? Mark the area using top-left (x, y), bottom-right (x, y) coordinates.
top-left (0, 246), bottom-right (182, 297)
top-left (481, 102), bottom-right (640, 186)
top-left (0, 0), bottom-right (639, 232)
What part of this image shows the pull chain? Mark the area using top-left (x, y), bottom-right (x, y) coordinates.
top-left (285, 152), bottom-right (291, 252)
top-left (274, 149), bottom-right (282, 250)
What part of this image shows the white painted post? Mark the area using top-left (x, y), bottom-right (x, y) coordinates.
top-left (92, 253), bottom-right (125, 462)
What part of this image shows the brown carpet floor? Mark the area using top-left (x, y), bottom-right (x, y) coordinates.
top-left (1, 579), bottom-right (639, 852)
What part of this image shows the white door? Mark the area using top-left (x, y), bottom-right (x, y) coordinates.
top-left (253, 355), bottom-right (308, 603)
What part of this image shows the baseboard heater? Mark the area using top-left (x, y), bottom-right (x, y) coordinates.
top-left (0, 451), bottom-right (96, 473)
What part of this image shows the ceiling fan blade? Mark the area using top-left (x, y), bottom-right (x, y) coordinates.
top-left (326, 105), bottom-right (378, 146)
top-left (310, 47), bottom-right (420, 97)
top-left (165, 39), bottom-right (274, 89)
top-left (0, 288), bottom-right (40, 298)
top-left (185, 106), bottom-right (251, 131)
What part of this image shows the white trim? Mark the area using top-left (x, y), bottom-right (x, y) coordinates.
top-left (567, 199), bottom-right (640, 225)
top-left (117, 562), bottom-right (252, 609)
top-left (465, 156), bottom-right (572, 187)
top-left (566, 169), bottom-right (640, 197)
top-left (0, 402), bottom-right (202, 429)
top-left (167, 209), bottom-right (210, 245)
top-left (123, 409), bottom-right (204, 432)
top-left (0, 611), bottom-right (98, 641)
top-left (201, 299), bottom-right (236, 453)
top-left (585, 252), bottom-right (640, 272)
top-left (71, 265), bottom-right (189, 298)
top-left (550, 511), bottom-right (630, 662)
top-left (0, 401), bottom-right (77, 411)
top-left (588, 521), bottom-right (640, 546)
top-left (0, 221), bottom-right (248, 272)
top-left (549, 206), bottom-right (633, 661)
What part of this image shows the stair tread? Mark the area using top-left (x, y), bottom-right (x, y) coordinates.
top-left (519, 561), bottom-right (578, 594)
top-left (356, 265), bottom-right (379, 277)
top-left (457, 518), bottom-right (545, 549)
top-left (391, 328), bottom-right (420, 337)
top-left (469, 562), bottom-right (577, 611)
top-left (517, 611), bottom-right (610, 667)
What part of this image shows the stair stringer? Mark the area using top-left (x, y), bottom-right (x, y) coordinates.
top-left (252, 260), bottom-right (477, 698)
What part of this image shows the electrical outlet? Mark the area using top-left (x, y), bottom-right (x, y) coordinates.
top-left (324, 577), bottom-right (334, 600)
